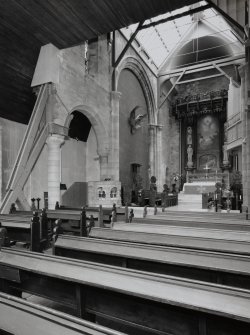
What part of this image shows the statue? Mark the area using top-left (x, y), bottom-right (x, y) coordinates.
top-left (187, 126), bottom-right (192, 145)
top-left (187, 145), bottom-right (193, 167)
top-left (128, 106), bottom-right (147, 134)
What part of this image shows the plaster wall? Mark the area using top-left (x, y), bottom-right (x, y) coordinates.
top-left (86, 127), bottom-right (100, 181)
top-left (118, 69), bottom-right (149, 190)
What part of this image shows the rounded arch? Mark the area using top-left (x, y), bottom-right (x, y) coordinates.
top-left (64, 104), bottom-right (110, 156)
top-left (116, 56), bottom-right (156, 124)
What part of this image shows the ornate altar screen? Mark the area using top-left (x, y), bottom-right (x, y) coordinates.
top-left (197, 115), bottom-right (220, 171)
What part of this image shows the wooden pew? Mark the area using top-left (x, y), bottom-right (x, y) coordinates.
top-left (133, 216), bottom-right (250, 231)
top-left (89, 227), bottom-right (250, 254)
top-left (0, 211), bottom-right (48, 251)
top-left (0, 292), bottom-right (124, 335)
top-left (158, 209), bottom-right (248, 219)
top-left (113, 222), bottom-right (250, 242)
top-left (46, 207), bottom-right (125, 232)
top-left (0, 248), bottom-right (250, 335)
top-left (55, 234), bottom-right (250, 289)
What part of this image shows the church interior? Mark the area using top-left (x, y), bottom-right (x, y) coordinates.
top-left (0, 0), bottom-right (250, 334)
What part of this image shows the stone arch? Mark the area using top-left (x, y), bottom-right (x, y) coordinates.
top-left (64, 104), bottom-right (110, 156)
top-left (116, 56), bottom-right (156, 124)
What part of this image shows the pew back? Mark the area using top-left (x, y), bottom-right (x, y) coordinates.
top-left (55, 234), bottom-right (250, 289)
top-left (89, 227), bottom-right (250, 254)
top-left (0, 248), bottom-right (250, 335)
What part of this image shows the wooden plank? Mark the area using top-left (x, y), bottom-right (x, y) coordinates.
top-left (89, 228), bottom-right (250, 254)
top-left (0, 292), bottom-right (123, 335)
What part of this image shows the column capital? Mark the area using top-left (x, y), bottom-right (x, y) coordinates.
top-left (46, 134), bottom-right (65, 148)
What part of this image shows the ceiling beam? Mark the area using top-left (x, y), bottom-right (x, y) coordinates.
top-left (113, 21), bottom-right (144, 69)
top-left (213, 63), bottom-right (240, 87)
top-left (177, 73), bottom-right (223, 84)
top-left (159, 54), bottom-right (245, 77)
top-left (159, 70), bottom-right (186, 108)
top-left (140, 4), bottom-right (211, 30)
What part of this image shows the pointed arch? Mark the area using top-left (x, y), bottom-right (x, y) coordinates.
top-left (116, 56), bottom-right (157, 124)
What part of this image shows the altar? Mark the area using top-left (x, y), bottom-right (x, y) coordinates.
top-left (183, 181), bottom-right (216, 194)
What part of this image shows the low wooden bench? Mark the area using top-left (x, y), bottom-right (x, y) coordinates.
top-left (0, 292), bottom-right (123, 335)
top-left (55, 234), bottom-right (250, 289)
top-left (0, 248), bottom-right (250, 334)
top-left (89, 227), bottom-right (250, 254)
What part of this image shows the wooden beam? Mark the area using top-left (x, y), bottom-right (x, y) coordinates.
top-left (177, 73), bottom-right (223, 84)
top-left (159, 70), bottom-right (186, 108)
top-left (159, 54), bottom-right (245, 77)
top-left (213, 63), bottom-right (240, 87)
top-left (113, 21), bottom-right (144, 69)
top-left (141, 4), bottom-right (211, 30)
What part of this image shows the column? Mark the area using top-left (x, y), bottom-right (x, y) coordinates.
top-left (148, 125), bottom-right (155, 185)
top-left (0, 125), bottom-right (2, 203)
top-left (156, 126), bottom-right (164, 189)
top-left (46, 135), bottom-right (64, 209)
top-left (239, 63), bottom-right (249, 209)
top-left (110, 91), bottom-right (121, 181)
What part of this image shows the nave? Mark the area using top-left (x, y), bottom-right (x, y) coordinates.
top-left (0, 207), bottom-right (250, 335)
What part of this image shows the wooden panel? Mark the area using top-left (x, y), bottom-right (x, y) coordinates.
top-left (0, 265), bottom-right (21, 283)
top-left (86, 287), bottom-right (199, 335)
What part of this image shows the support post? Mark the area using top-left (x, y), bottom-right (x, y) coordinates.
top-left (80, 207), bottom-right (87, 237)
top-left (30, 211), bottom-right (40, 252)
top-left (46, 135), bottom-right (64, 209)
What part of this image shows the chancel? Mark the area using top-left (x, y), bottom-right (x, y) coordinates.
top-left (0, 1), bottom-right (250, 335)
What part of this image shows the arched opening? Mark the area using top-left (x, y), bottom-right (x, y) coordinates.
top-left (68, 111), bottom-right (92, 142)
top-left (60, 110), bottom-right (100, 207)
top-left (117, 68), bottom-right (150, 204)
